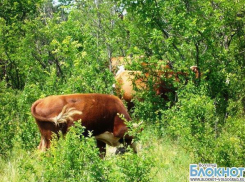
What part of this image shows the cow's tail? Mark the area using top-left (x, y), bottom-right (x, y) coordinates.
top-left (52, 106), bottom-right (82, 126)
top-left (31, 100), bottom-right (82, 126)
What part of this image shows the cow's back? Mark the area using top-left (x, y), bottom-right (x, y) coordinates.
top-left (32, 94), bottom-right (130, 135)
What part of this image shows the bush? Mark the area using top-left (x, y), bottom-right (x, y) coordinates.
top-left (159, 91), bottom-right (217, 161)
top-left (40, 122), bottom-right (154, 182)
top-left (41, 122), bottom-right (104, 182)
top-left (215, 99), bottom-right (245, 166)
top-left (0, 82), bottom-right (19, 155)
top-left (157, 83), bottom-right (245, 166)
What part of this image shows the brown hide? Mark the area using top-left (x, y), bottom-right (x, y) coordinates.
top-left (140, 62), bottom-right (172, 70)
top-left (115, 70), bottom-right (189, 110)
top-left (31, 93), bottom-right (134, 157)
top-left (115, 71), bottom-right (146, 103)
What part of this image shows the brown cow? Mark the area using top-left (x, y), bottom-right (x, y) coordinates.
top-left (31, 93), bottom-right (136, 157)
top-left (115, 69), bottom-right (192, 111)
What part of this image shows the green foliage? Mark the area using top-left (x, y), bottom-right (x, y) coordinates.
top-left (156, 83), bottom-right (245, 166)
top-left (215, 99), bottom-right (245, 166)
top-left (108, 152), bottom-right (154, 182)
top-left (42, 122), bottom-right (154, 182)
top-left (1, 122), bottom-right (155, 181)
top-left (0, 82), bottom-right (19, 155)
top-left (0, 81), bottom-right (41, 155)
top-left (0, 0), bottom-right (244, 180)
top-left (41, 122), bottom-right (105, 181)
top-left (157, 85), bottom-right (216, 161)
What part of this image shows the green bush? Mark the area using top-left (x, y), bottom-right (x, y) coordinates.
top-left (0, 82), bottom-right (19, 155)
top-left (40, 122), bottom-right (154, 182)
top-left (41, 122), bottom-right (104, 182)
top-left (0, 125), bottom-right (186, 182)
top-left (157, 83), bottom-right (245, 166)
top-left (215, 99), bottom-right (245, 166)
top-left (159, 91), bottom-right (216, 161)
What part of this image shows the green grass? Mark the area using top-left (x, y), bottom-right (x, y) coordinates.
top-left (148, 138), bottom-right (193, 182)
top-left (0, 149), bottom-right (41, 182)
top-left (0, 134), bottom-right (194, 182)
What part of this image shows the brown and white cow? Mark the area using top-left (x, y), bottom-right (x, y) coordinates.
top-left (31, 93), bottom-right (136, 157)
top-left (115, 68), bottom-right (194, 111)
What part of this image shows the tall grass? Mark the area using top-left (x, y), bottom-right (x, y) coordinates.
top-left (0, 128), bottom-right (194, 182)
top-left (149, 138), bottom-right (193, 182)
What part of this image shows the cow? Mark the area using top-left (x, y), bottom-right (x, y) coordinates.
top-left (115, 68), bottom-right (195, 111)
top-left (31, 93), bottom-right (136, 157)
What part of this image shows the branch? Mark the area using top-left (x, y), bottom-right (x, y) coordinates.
top-left (54, 58), bottom-right (63, 77)
top-left (154, 18), bottom-right (186, 61)
top-left (195, 42), bottom-right (199, 66)
top-left (31, 52), bottom-right (47, 69)
top-left (227, 32), bottom-right (237, 48)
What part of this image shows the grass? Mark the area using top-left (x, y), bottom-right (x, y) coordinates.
top-left (148, 138), bottom-right (193, 182)
top-left (0, 133), bottom-right (194, 182)
top-left (0, 148), bottom-right (43, 182)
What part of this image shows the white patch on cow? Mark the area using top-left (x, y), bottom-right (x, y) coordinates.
top-left (116, 65), bottom-right (125, 76)
top-left (39, 137), bottom-right (46, 151)
top-left (95, 131), bottom-right (120, 147)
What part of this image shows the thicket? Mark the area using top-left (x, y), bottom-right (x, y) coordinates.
top-left (0, 0), bottom-right (244, 181)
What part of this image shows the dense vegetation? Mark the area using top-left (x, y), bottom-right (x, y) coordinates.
top-left (0, 0), bottom-right (244, 181)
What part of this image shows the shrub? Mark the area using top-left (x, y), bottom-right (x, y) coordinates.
top-left (158, 84), bottom-right (217, 162)
top-left (0, 82), bottom-right (19, 155)
top-left (41, 122), bottom-right (104, 182)
top-left (40, 121), bottom-right (154, 182)
top-left (215, 99), bottom-right (245, 166)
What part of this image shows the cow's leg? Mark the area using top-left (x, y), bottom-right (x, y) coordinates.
top-left (38, 136), bottom-right (49, 151)
top-left (36, 120), bottom-right (57, 151)
top-left (38, 131), bottom-right (52, 151)
top-left (96, 140), bottom-right (106, 158)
